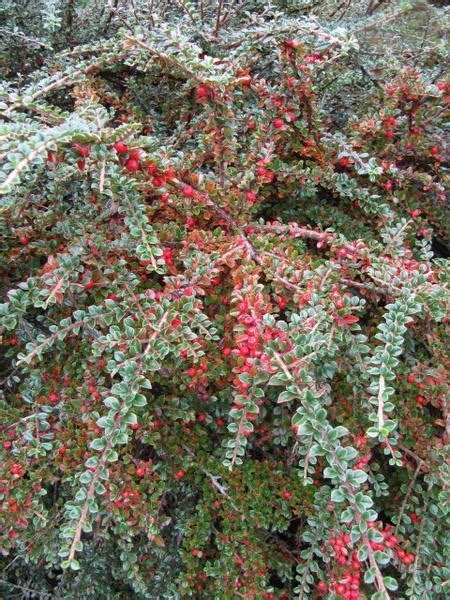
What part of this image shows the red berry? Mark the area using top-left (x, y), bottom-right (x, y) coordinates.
top-left (338, 157), bottom-right (351, 168)
top-left (196, 86), bottom-right (208, 97)
top-left (182, 184), bottom-right (195, 197)
top-left (125, 158), bottom-right (139, 172)
top-left (335, 583), bottom-right (346, 595)
top-left (114, 141), bottom-right (128, 154)
top-left (73, 144), bottom-right (90, 157)
top-left (273, 118), bottom-right (284, 129)
top-left (19, 236), bottom-right (29, 245)
top-left (237, 75), bottom-right (252, 86)
top-left (386, 535), bottom-right (398, 548)
top-left (83, 279), bottom-right (95, 291)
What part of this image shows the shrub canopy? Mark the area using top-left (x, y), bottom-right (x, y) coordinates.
top-left (0, 1), bottom-right (448, 598)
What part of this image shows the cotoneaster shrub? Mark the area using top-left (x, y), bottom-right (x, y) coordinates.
top-left (0, 1), bottom-right (449, 598)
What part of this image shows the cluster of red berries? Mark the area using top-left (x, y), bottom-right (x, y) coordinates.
top-left (113, 488), bottom-right (140, 509)
top-left (353, 454), bottom-right (370, 470)
top-left (87, 382), bottom-right (101, 400)
top-left (114, 141), bottom-right (177, 184)
top-left (318, 533), bottom-right (361, 599)
top-left (10, 464), bottom-right (26, 478)
top-left (405, 373), bottom-right (429, 406)
top-left (233, 296), bottom-right (267, 368)
top-left (245, 191), bottom-right (259, 205)
top-left (227, 292), bottom-right (272, 436)
top-left (162, 247), bottom-right (174, 266)
top-left (185, 360), bottom-right (208, 390)
top-left (381, 115), bottom-right (397, 138)
top-left (3, 428), bottom-right (16, 450)
top-left (186, 361), bottom-right (207, 379)
top-left (380, 526), bottom-right (415, 566)
top-left (124, 149), bottom-right (141, 173)
top-left (135, 461), bottom-right (152, 478)
top-left (255, 163), bottom-right (275, 183)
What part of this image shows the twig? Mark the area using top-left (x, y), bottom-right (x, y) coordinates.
top-left (215, 0), bottom-right (225, 37)
top-left (0, 578), bottom-right (51, 598)
top-left (99, 158), bottom-right (106, 193)
top-left (377, 374), bottom-right (385, 430)
top-left (182, 445), bottom-right (242, 514)
top-left (363, 536), bottom-right (391, 599)
top-left (273, 351), bottom-right (294, 381)
top-left (394, 462), bottom-right (422, 537)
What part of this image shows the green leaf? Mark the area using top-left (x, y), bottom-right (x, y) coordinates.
top-left (132, 394), bottom-right (147, 407)
top-left (340, 508), bottom-right (354, 523)
top-left (69, 559), bottom-right (80, 571)
top-left (105, 449), bottom-right (118, 462)
top-left (364, 567), bottom-right (376, 584)
top-left (383, 576), bottom-right (398, 591)
top-left (347, 469), bottom-right (368, 485)
top-left (330, 488), bottom-right (345, 503)
top-left (104, 396), bottom-right (120, 410)
top-left (123, 412), bottom-right (137, 425)
top-left (91, 437), bottom-right (106, 451)
top-left (79, 471), bottom-right (93, 484)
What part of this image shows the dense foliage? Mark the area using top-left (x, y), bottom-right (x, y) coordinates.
top-left (0, 1), bottom-right (448, 598)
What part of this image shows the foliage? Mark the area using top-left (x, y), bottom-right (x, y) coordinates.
top-left (0, 1), bottom-right (448, 598)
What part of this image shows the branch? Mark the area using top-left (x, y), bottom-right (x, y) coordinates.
top-left (364, 534), bottom-right (391, 599)
top-left (377, 374), bottom-right (386, 430)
